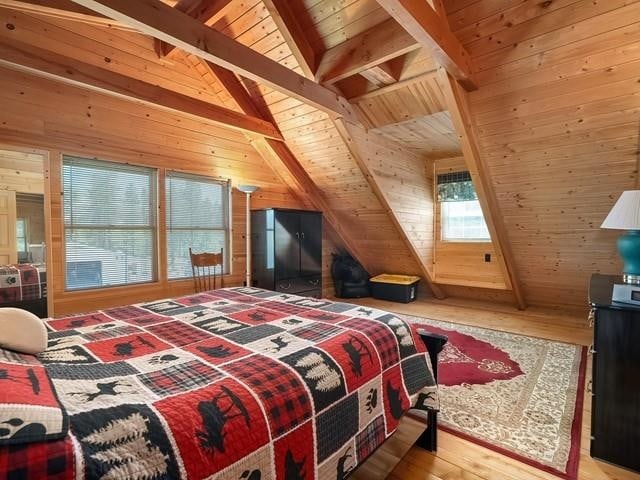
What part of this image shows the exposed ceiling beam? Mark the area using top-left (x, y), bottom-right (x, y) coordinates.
top-left (333, 118), bottom-right (446, 300)
top-left (68, 0), bottom-right (360, 123)
top-left (0, 0), bottom-right (136, 31)
top-left (155, 0), bottom-right (233, 58)
top-left (316, 18), bottom-right (420, 85)
top-left (376, 0), bottom-right (476, 90)
top-left (262, 0), bottom-right (316, 80)
top-left (199, 60), bottom-right (374, 271)
top-left (436, 68), bottom-right (526, 309)
top-left (0, 40), bottom-right (284, 140)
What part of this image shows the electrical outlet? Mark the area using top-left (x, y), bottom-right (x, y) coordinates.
top-left (484, 253), bottom-right (491, 262)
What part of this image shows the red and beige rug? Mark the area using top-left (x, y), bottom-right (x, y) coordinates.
top-left (402, 314), bottom-right (586, 480)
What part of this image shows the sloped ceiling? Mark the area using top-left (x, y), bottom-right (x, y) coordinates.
top-left (445, 0), bottom-right (639, 306)
top-left (0, 0), bottom-right (635, 307)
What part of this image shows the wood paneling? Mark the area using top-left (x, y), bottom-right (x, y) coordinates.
top-left (449, 0), bottom-right (640, 306)
top-left (334, 119), bottom-right (444, 297)
top-left (432, 156), bottom-right (507, 289)
top-left (0, 189), bottom-right (17, 264)
top-left (372, 111), bottom-right (460, 159)
top-left (354, 71), bottom-right (447, 128)
top-left (204, 0), bottom-right (441, 294)
top-left (1, 0), bottom-right (631, 308)
top-left (0, 148), bottom-right (45, 194)
top-left (0, 66), bottom-right (315, 316)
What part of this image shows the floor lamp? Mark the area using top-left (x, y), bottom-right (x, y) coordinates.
top-left (237, 185), bottom-right (259, 286)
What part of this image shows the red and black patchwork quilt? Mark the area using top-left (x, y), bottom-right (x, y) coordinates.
top-left (0, 287), bottom-right (438, 480)
top-left (0, 264), bottom-right (46, 304)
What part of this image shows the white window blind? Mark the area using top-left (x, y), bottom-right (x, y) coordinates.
top-left (62, 156), bottom-right (157, 290)
top-left (438, 171), bottom-right (490, 242)
top-left (166, 172), bottom-right (230, 279)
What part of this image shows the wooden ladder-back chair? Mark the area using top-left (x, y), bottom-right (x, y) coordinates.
top-left (189, 248), bottom-right (224, 293)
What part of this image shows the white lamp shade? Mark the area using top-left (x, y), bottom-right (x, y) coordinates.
top-left (237, 185), bottom-right (259, 194)
top-left (601, 190), bottom-right (640, 230)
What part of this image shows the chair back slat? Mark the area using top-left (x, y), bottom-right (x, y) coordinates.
top-left (189, 248), bottom-right (223, 293)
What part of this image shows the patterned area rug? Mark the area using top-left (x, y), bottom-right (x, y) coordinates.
top-left (401, 314), bottom-right (586, 480)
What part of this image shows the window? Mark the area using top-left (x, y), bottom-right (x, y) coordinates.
top-left (166, 172), bottom-right (230, 279)
top-left (62, 156), bottom-right (157, 290)
top-left (438, 171), bottom-right (490, 241)
top-left (16, 219), bottom-right (27, 252)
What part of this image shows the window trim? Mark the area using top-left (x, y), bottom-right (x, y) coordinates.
top-left (165, 170), bottom-right (232, 281)
top-left (436, 170), bottom-right (491, 243)
top-left (61, 155), bottom-right (159, 292)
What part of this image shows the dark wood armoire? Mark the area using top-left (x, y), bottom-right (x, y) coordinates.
top-left (250, 208), bottom-right (322, 298)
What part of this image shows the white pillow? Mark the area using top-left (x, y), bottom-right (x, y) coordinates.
top-left (0, 308), bottom-right (48, 354)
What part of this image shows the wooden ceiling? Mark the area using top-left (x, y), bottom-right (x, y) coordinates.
top-left (0, 0), bottom-right (636, 307)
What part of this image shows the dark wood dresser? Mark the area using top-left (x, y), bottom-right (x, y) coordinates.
top-left (251, 209), bottom-right (322, 298)
top-left (588, 274), bottom-right (640, 473)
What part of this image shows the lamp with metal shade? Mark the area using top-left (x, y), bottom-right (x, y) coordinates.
top-left (601, 190), bottom-right (640, 284)
top-left (237, 185), bottom-right (259, 287)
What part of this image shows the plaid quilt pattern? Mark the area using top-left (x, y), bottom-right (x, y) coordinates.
top-left (0, 287), bottom-right (438, 480)
top-left (0, 264), bottom-right (46, 304)
top-left (356, 415), bottom-right (386, 463)
top-left (146, 320), bottom-right (212, 347)
top-left (139, 360), bottom-right (223, 397)
top-left (342, 318), bottom-right (401, 370)
top-left (0, 438), bottom-right (74, 480)
top-left (222, 355), bottom-right (313, 438)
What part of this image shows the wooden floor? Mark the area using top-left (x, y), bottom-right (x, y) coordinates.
top-left (346, 295), bottom-right (640, 480)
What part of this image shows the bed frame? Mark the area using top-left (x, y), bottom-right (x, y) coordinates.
top-left (417, 331), bottom-right (449, 452)
top-left (1, 298), bottom-right (48, 318)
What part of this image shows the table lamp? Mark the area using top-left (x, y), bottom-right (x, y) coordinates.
top-left (237, 185), bottom-right (259, 286)
top-left (601, 190), bottom-right (640, 284)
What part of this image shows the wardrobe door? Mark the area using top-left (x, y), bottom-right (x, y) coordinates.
top-left (274, 210), bottom-right (300, 280)
top-left (300, 212), bottom-right (322, 277)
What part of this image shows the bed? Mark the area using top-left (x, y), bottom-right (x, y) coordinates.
top-left (0, 287), bottom-right (440, 479)
top-left (0, 263), bottom-right (47, 318)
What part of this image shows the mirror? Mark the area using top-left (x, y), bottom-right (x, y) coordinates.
top-left (0, 148), bottom-right (47, 317)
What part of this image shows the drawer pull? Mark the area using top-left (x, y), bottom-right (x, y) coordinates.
top-left (587, 380), bottom-right (593, 394)
top-left (279, 282), bottom-right (292, 290)
top-left (308, 279), bottom-right (319, 286)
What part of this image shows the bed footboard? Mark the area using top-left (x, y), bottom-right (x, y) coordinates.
top-left (416, 331), bottom-right (448, 452)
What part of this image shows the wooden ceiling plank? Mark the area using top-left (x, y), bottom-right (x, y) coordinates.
top-left (376, 0), bottom-right (477, 90)
top-left (0, 0), bottom-right (136, 31)
top-left (262, 0), bottom-right (317, 80)
top-left (0, 40), bottom-right (284, 140)
top-left (156, 0), bottom-right (234, 58)
top-left (201, 59), bottom-right (374, 271)
top-left (333, 118), bottom-right (446, 300)
top-left (68, 0), bottom-right (360, 123)
top-left (360, 60), bottom-right (403, 87)
top-left (316, 18), bottom-right (421, 85)
top-left (436, 68), bottom-right (526, 309)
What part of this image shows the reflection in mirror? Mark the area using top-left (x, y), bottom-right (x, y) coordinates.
top-left (0, 148), bottom-right (48, 317)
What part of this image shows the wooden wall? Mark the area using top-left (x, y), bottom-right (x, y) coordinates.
top-left (0, 149), bottom-right (44, 194)
top-left (208, 0), bottom-right (437, 287)
top-left (447, 0), bottom-right (640, 305)
top-left (431, 156), bottom-right (507, 289)
top-left (0, 66), bottom-right (337, 316)
top-left (16, 194), bottom-right (45, 245)
top-left (343, 122), bottom-right (436, 277)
